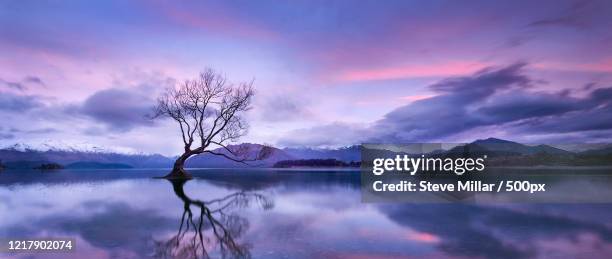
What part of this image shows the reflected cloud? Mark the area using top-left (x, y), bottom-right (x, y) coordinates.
top-left (3, 200), bottom-right (174, 257)
top-left (380, 204), bottom-right (612, 258)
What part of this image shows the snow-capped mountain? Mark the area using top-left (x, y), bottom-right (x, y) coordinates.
top-left (0, 140), bottom-right (174, 168)
top-left (1, 139), bottom-right (140, 155)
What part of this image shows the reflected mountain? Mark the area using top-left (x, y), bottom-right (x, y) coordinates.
top-left (152, 179), bottom-right (273, 258)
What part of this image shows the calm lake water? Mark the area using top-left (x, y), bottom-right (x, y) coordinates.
top-left (1, 169), bottom-right (612, 258)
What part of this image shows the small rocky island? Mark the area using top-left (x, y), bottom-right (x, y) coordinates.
top-left (274, 159), bottom-right (360, 168)
top-left (34, 163), bottom-right (64, 170)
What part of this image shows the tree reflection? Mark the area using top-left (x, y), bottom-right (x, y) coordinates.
top-left (153, 179), bottom-right (273, 258)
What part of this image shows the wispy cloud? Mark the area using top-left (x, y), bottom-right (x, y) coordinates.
top-left (76, 88), bottom-right (156, 131)
top-left (0, 91), bottom-right (44, 111)
top-left (0, 76), bottom-right (45, 91)
top-left (334, 61), bottom-right (488, 82)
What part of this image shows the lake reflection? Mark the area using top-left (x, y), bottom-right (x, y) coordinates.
top-left (1, 169), bottom-right (612, 258)
top-left (155, 179), bottom-right (273, 258)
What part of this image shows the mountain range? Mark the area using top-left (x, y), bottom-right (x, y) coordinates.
top-left (0, 142), bottom-right (362, 169)
top-left (0, 138), bottom-right (611, 169)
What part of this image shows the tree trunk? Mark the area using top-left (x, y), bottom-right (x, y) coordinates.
top-left (168, 178), bottom-right (190, 203)
top-left (163, 152), bottom-right (193, 179)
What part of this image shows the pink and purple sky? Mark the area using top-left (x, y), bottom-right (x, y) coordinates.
top-left (1, 0), bottom-right (612, 155)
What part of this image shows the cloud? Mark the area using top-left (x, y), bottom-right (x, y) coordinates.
top-left (276, 122), bottom-right (370, 148)
top-left (152, 1), bottom-right (278, 41)
top-left (367, 63), bottom-right (612, 143)
top-left (0, 79), bottom-right (25, 91)
top-left (4, 200), bottom-right (174, 256)
top-left (0, 132), bottom-right (15, 140)
top-left (257, 95), bottom-right (312, 122)
top-left (527, 0), bottom-right (594, 29)
top-left (472, 86), bottom-right (612, 138)
top-left (78, 88), bottom-right (155, 131)
top-left (474, 91), bottom-right (587, 124)
top-left (24, 75), bottom-right (45, 86)
top-left (370, 63), bottom-right (531, 142)
top-left (3, 127), bottom-right (59, 135)
top-left (283, 63), bottom-right (612, 146)
top-left (334, 61), bottom-right (488, 82)
top-left (0, 76), bottom-right (45, 91)
top-left (381, 204), bottom-right (612, 259)
top-left (25, 127), bottom-right (60, 134)
top-left (2, 1), bottom-right (612, 151)
top-left (534, 59), bottom-right (612, 73)
top-left (528, 16), bottom-right (585, 29)
top-left (0, 91), bottom-right (44, 111)
top-left (511, 105), bottom-right (612, 134)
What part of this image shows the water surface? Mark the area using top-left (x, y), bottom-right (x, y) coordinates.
top-left (1, 169), bottom-right (611, 258)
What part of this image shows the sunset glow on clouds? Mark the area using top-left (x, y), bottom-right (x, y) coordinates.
top-left (1, 0), bottom-right (612, 155)
top-left (334, 61), bottom-right (488, 82)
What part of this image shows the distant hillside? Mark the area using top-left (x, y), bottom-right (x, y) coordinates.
top-left (283, 145), bottom-right (360, 162)
top-left (1, 139), bottom-right (610, 169)
top-left (0, 148), bottom-right (173, 168)
top-left (364, 138), bottom-right (611, 167)
top-left (186, 143), bottom-right (294, 168)
top-left (580, 146), bottom-right (612, 156)
top-left (471, 138), bottom-right (571, 155)
top-left (0, 143), bottom-right (359, 169)
top-left (274, 159), bottom-right (360, 168)
top-left (66, 161), bottom-right (133, 169)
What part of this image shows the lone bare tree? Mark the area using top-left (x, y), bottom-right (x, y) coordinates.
top-left (152, 68), bottom-right (272, 179)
